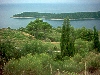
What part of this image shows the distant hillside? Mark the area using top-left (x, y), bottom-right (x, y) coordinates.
top-left (12, 11), bottom-right (100, 20)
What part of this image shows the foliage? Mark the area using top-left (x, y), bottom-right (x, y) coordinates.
top-left (1, 19), bottom-right (100, 75)
top-left (26, 19), bottom-right (52, 40)
top-left (75, 27), bottom-right (94, 41)
top-left (0, 39), bottom-right (20, 61)
top-left (81, 52), bottom-right (100, 72)
top-left (60, 18), bottom-right (75, 57)
top-left (47, 29), bottom-right (61, 42)
top-left (74, 38), bottom-right (94, 57)
top-left (93, 26), bottom-right (100, 52)
top-left (21, 40), bottom-right (49, 55)
top-left (5, 52), bottom-right (99, 74)
top-left (4, 53), bottom-right (53, 75)
top-left (0, 28), bottom-right (28, 40)
top-left (0, 28), bottom-right (61, 61)
top-left (18, 27), bottom-right (25, 31)
top-left (4, 53), bottom-right (85, 75)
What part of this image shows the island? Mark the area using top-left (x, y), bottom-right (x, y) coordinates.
top-left (12, 11), bottom-right (100, 20)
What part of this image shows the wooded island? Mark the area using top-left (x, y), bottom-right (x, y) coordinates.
top-left (12, 11), bottom-right (100, 20)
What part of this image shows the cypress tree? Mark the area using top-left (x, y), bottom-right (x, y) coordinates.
top-left (93, 26), bottom-right (100, 52)
top-left (60, 18), bottom-right (75, 57)
top-left (60, 18), bottom-right (67, 57)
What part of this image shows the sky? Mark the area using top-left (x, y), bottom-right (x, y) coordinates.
top-left (0, 0), bottom-right (100, 4)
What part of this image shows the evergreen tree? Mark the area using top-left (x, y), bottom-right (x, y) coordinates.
top-left (60, 18), bottom-right (67, 57)
top-left (26, 19), bottom-right (52, 39)
top-left (93, 26), bottom-right (100, 52)
top-left (60, 18), bottom-right (75, 57)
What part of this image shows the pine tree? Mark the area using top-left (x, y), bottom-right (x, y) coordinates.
top-left (93, 26), bottom-right (100, 52)
top-left (60, 18), bottom-right (75, 57)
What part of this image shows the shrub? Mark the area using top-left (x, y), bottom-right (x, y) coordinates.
top-left (62, 59), bottom-right (84, 73)
top-left (52, 56), bottom-right (84, 73)
top-left (75, 27), bottom-right (94, 41)
top-left (81, 52), bottom-right (100, 73)
top-left (0, 39), bottom-right (15, 61)
top-left (13, 31), bottom-right (27, 39)
top-left (93, 26), bottom-right (100, 52)
top-left (74, 38), bottom-right (93, 57)
top-left (87, 53), bottom-right (100, 69)
top-left (4, 53), bottom-right (53, 75)
top-left (22, 40), bottom-right (49, 55)
top-left (4, 53), bottom-right (86, 75)
top-left (72, 53), bottom-right (82, 63)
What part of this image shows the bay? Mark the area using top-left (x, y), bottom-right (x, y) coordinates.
top-left (0, 3), bottom-right (100, 30)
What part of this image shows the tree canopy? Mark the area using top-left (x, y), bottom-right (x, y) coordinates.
top-left (26, 19), bottom-right (52, 39)
top-left (60, 18), bottom-right (75, 57)
top-left (93, 26), bottom-right (100, 52)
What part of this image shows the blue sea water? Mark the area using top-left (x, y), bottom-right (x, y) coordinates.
top-left (0, 3), bottom-right (100, 29)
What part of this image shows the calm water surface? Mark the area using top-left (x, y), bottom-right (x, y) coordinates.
top-left (0, 3), bottom-right (100, 30)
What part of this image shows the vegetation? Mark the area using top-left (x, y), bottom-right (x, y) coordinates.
top-left (26, 18), bottom-right (52, 40)
top-left (75, 27), bottom-right (94, 41)
top-left (13, 11), bottom-right (100, 19)
top-left (60, 18), bottom-right (75, 57)
top-left (20, 19), bottom-right (61, 42)
top-left (93, 26), bottom-right (100, 52)
top-left (0, 18), bottom-right (100, 75)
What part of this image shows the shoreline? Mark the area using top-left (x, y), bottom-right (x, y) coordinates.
top-left (11, 17), bottom-right (34, 19)
top-left (11, 17), bottom-right (100, 20)
top-left (50, 18), bottom-right (100, 21)
top-left (46, 18), bottom-right (100, 21)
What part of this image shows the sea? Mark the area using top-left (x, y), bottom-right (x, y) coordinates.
top-left (0, 3), bottom-right (100, 30)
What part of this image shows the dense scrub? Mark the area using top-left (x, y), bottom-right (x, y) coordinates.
top-left (3, 52), bottom-right (100, 75)
top-left (0, 19), bottom-right (100, 75)
top-left (0, 28), bottom-right (60, 61)
top-left (19, 19), bottom-right (95, 42)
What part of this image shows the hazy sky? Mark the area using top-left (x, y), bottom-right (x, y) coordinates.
top-left (0, 0), bottom-right (100, 4)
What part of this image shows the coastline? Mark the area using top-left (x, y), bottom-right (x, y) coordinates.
top-left (49, 18), bottom-right (100, 21)
top-left (11, 17), bottom-right (34, 19)
top-left (11, 11), bottom-right (100, 20)
top-left (11, 17), bottom-right (100, 21)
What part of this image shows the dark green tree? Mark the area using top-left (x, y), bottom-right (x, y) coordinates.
top-left (93, 26), bottom-right (100, 52)
top-left (76, 27), bottom-right (94, 41)
top-left (60, 18), bottom-right (75, 57)
top-left (26, 19), bottom-right (52, 39)
top-left (60, 18), bottom-right (67, 57)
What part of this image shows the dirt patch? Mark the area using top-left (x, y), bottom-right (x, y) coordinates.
top-left (22, 32), bottom-right (35, 38)
top-left (51, 42), bottom-right (60, 44)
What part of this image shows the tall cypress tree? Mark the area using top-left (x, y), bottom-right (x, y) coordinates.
top-left (93, 26), bottom-right (100, 52)
top-left (60, 18), bottom-right (67, 57)
top-left (60, 18), bottom-right (75, 57)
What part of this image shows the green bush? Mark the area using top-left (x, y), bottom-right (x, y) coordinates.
top-left (75, 27), bottom-right (94, 41)
top-left (0, 39), bottom-right (15, 61)
top-left (0, 39), bottom-right (26, 61)
top-left (4, 53), bottom-right (85, 75)
top-left (13, 31), bottom-right (26, 39)
top-left (1, 29), bottom-right (28, 40)
top-left (74, 38), bottom-right (93, 57)
top-left (62, 59), bottom-right (84, 73)
top-left (86, 52), bottom-right (100, 69)
top-left (72, 53), bottom-right (82, 63)
top-left (4, 53), bottom-right (53, 75)
top-left (81, 52), bottom-right (100, 73)
top-left (47, 30), bottom-right (61, 42)
top-left (22, 40), bottom-right (48, 55)
top-left (21, 40), bottom-right (60, 56)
